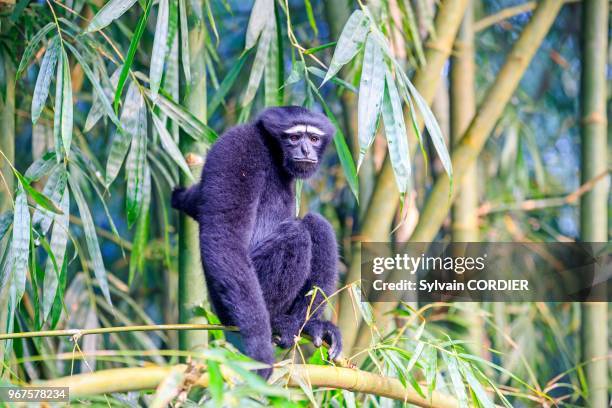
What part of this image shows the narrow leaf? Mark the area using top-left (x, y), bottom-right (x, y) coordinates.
top-left (11, 182), bottom-right (30, 302)
top-left (86, 0), bottom-right (139, 33)
top-left (321, 10), bottom-right (370, 86)
top-left (149, 0), bottom-right (169, 100)
top-left (125, 101), bottom-right (148, 227)
top-left (245, 0), bottom-right (274, 50)
top-left (207, 49), bottom-right (251, 118)
top-left (128, 163), bottom-right (150, 284)
top-left (68, 174), bottom-right (112, 306)
top-left (382, 72), bottom-right (412, 196)
top-left (32, 166), bottom-right (67, 236)
top-left (32, 38), bottom-right (59, 124)
top-left (242, 20), bottom-right (273, 107)
top-left (442, 352), bottom-right (468, 408)
top-left (357, 35), bottom-right (385, 168)
top-left (152, 114), bottom-right (193, 179)
top-left (43, 188), bottom-right (69, 321)
top-left (105, 82), bottom-right (142, 186)
top-left (60, 47), bottom-right (73, 155)
top-left (84, 66), bottom-right (121, 132)
top-left (113, 0), bottom-right (153, 113)
top-left (24, 151), bottom-right (57, 182)
top-left (16, 23), bottom-right (55, 78)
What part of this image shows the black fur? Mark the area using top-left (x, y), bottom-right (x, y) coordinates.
top-left (172, 106), bottom-right (342, 378)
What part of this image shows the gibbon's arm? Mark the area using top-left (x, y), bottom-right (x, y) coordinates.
top-left (197, 130), bottom-right (274, 371)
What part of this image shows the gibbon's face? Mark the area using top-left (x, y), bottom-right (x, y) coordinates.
top-left (281, 124), bottom-right (327, 179)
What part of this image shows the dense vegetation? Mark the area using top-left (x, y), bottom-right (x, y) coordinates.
top-left (0, 0), bottom-right (608, 406)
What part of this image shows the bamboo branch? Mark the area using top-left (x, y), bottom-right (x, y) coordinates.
top-left (0, 324), bottom-right (237, 341)
top-left (40, 364), bottom-right (467, 408)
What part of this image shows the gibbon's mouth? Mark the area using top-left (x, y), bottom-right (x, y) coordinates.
top-left (293, 158), bottom-right (317, 164)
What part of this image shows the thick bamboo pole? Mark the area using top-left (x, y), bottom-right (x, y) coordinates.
top-left (0, 34), bottom-right (15, 365)
top-left (41, 364), bottom-right (467, 408)
top-left (178, 1), bottom-right (209, 352)
top-left (351, 0), bottom-right (564, 353)
top-left (338, 0), bottom-right (469, 352)
top-left (450, 0), bottom-right (485, 359)
top-left (579, 0), bottom-right (609, 406)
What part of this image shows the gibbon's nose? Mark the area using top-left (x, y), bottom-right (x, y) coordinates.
top-left (300, 142), bottom-right (310, 156)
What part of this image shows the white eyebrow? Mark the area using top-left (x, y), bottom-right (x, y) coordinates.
top-left (283, 124), bottom-right (325, 135)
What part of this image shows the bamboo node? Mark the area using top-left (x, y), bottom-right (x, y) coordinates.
top-left (581, 111), bottom-right (606, 125)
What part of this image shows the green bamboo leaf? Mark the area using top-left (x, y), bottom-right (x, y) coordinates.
top-left (105, 82), bottom-right (142, 186)
top-left (152, 114), bottom-right (193, 180)
top-left (178, 0), bottom-right (190, 85)
top-left (424, 345), bottom-right (437, 397)
top-left (24, 151), bottom-right (57, 182)
top-left (309, 80), bottom-right (359, 200)
top-left (245, 0), bottom-right (274, 50)
top-left (207, 360), bottom-right (223, 405)
top-left (16, 22), bottom-right (55, 78)
top-left (357, 35), bottom-right (385, 169)
top-left (382, 72), bottom-right (412, 196)
top-left (113, 0), bottom-right (153, 113)
top-left (84, 66), bottom-right (121, 132)
top-left (441, 352), bottom-right (468, 408)
top-left (207, 49), bottom-right (251, 118)
top-left (242, 20), bottom-right (273, 107)
top-left (32, 166), bottom-right (67, 236)
top-left (125, 102), bottom-right (148, 227)
top-left (64, 42), bottom-right (123, 132)
top-left (307, 66), bottom-right (357, 93)
top-left (13, 170), bottom-right (63, 215)
top-left (128, 163), bottom-right (150, 284)
top-left (458, 361), bottom-right (495, 408)
top-left (149, 0), bottom-right (169, 100)
top-left (32, 38), bottom-right (59, 124)
top-left (404, 75), bottom-right (453, 179)
top-left (68, 174), bottom-right (112, 306)
top-left (321, 10), bottom-right (370, 86)
top-left (303, 0), bottom-right (318, 36)
top-left (86, 0), bottom-right (139, 33)
top-left (148, 90), bottom-right (217, 143)
top-left (42, 188), bottom-right (69, 321)
top-left (52, 49), bottom-right (64, 160)
top-left (54, 48), bottom-right (73, 155)
top-left (0, 212), bottom-right (12, 242)
top-left (11, 182), bottom-right (30, 302)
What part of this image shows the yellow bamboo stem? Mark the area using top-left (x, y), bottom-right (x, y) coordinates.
top-left (0, 324), bottom-right (237, 341)
top-left (40, 364), bottom-right (469, 408)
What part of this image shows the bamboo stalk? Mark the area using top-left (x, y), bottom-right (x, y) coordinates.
top-left (178, 0), bottom-right (210, 352)
top-left (351, 0), bottom-right (565, 354)
top-left (339, 0), bottom-right (470, 353)
top-left (0, 324), bottom-right (237, 341)
top-left (40, 364), bottom-right (468, 408)
top-left (579, 0), bottom-right (608, 405)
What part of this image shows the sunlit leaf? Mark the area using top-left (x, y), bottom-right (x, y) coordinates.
top-left (245, 0), bottom-right (274, 50)
top-left (105, 82), bottom-right (142, 186)
top-left (86, 0), bottom-right (139, 33)
top-left (149, 0), bottom-right (169, 100)
top-left (42, 188), bottom-right (69, 322)
top-left (125, 102), bottom-right (148, 227)
top-left (264, 13), bottom-right (283, 107)
top-left (441, 352), bottom-right (468, 408)
top-left (357, 35), bottom-right (385, 169)
top-left (68, 174), bottom-right (112, 306)
top-left (459, 361), bottom-right (496, 408)
top-left (382, 71), bottom-right (412, 197)
top-left (11, 182), bottom-right (30, 303)
top-left (31, 37), bottom-right (59, 124)
top-left (242, 19), bottom-right (273, 107)
top-left (321, 10), bottom-right (369, 86)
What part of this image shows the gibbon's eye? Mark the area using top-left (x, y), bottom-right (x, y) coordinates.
top-left (289, 134), bottom-right (300, 142)
top-left (310, 136), bottom-right (319, 143)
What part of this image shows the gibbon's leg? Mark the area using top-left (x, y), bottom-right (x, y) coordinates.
top-left (250, 220), bottom-right (312, 346)
top-left (288, 212), bottom-right (342, 359)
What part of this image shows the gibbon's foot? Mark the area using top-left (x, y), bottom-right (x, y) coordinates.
top-left (303, 319), bottom-right (343, 360)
